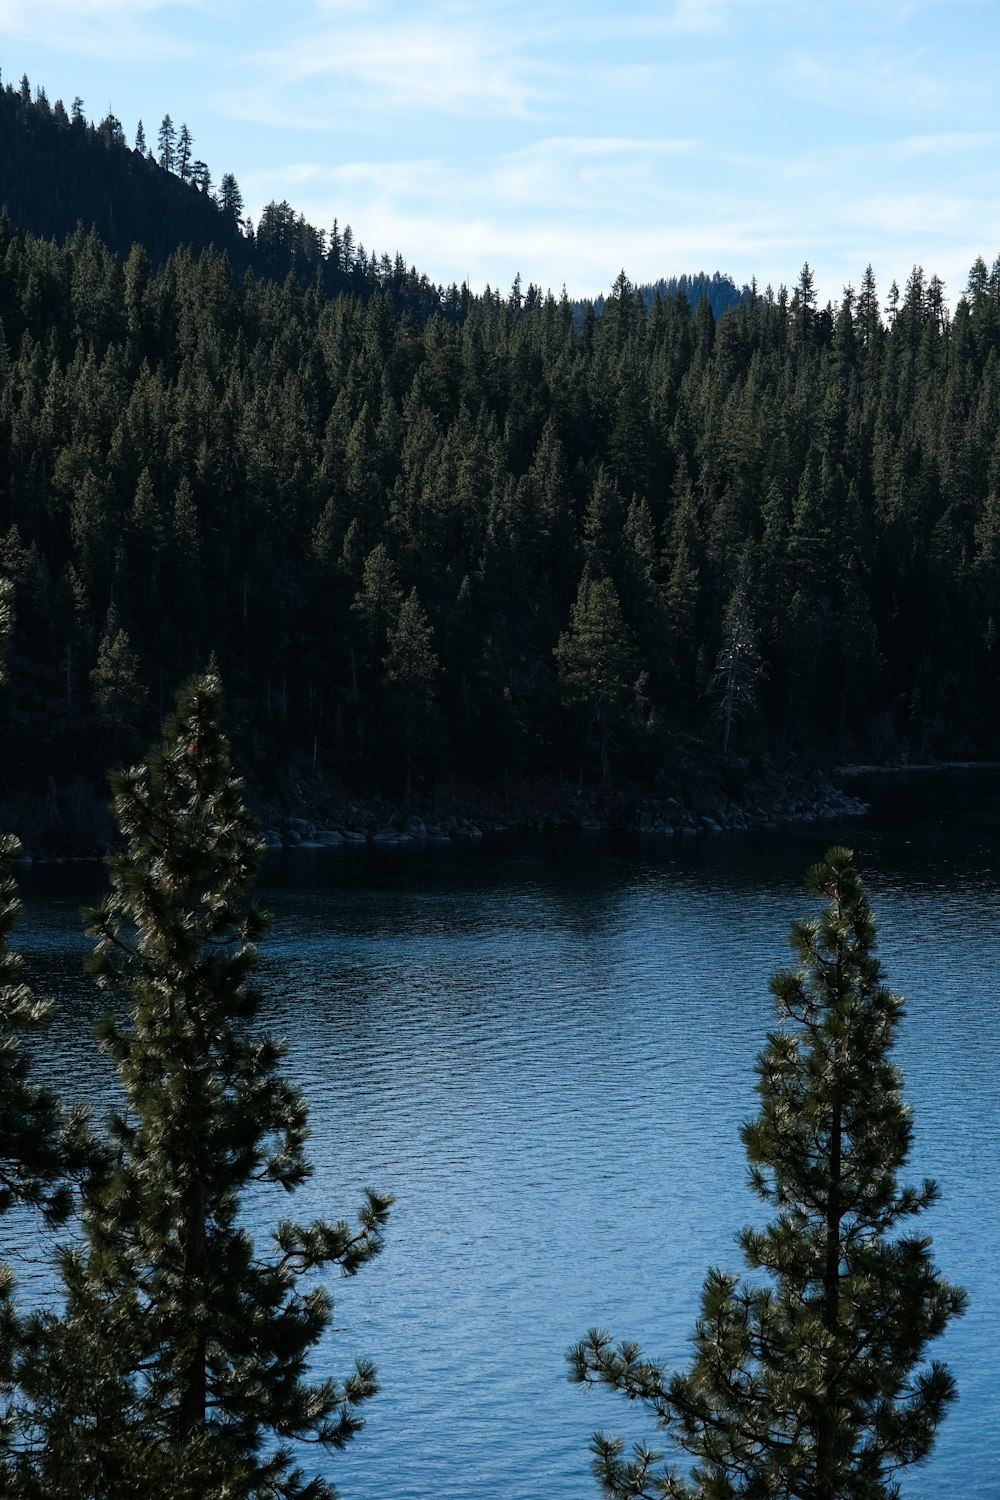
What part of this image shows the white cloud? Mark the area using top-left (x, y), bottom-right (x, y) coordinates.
top-left (244, 135), bottom-right (699, 230)
top-left (241, 17), bottom-right (546, 120)
top-left (664, 0), bottom-right (729, 34)
top-left (0, 0), bottom-right (164, 16)
top-left (0, 0), bottom-right (202, 59)
top-left (788, 45), bottom-right (954, 114)
top-left (896, 131), bottom-right (1000, 159)
top-left (848, 192), bottom-right (975, 236)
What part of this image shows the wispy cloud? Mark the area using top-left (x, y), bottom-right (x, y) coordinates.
top-left (788, 44), bottom-right (954, 115)
top-left (662, 0), bottom-right (730, 35)
top-left (244, 134), bottom-right (700, 227)
top-left (0, 0), bottom-right (166, 16)
top-left (490, 135), bottom-right (698, 210)
top-left (241, 16), bottom-right (546, 121)
top-left (0, 0), bottom-right (202, 60)
top-left (849, 191), bottom-right (975, 236)
top-left (896, 131), bottom-right (1000, 159)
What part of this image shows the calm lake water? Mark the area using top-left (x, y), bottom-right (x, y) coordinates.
top-left (10, 773), bottom-right (1000, 1498)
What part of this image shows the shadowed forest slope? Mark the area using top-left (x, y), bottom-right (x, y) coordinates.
top-left (2, 72), bottom-right (1000, 840)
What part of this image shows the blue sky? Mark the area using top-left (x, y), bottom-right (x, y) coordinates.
top-left (2, 0), bottom-right (999, 306)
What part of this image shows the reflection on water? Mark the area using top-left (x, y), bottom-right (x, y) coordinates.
top-left (9, 781), bottom-right (1000, 1498)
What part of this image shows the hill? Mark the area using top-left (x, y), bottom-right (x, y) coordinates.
top-left (1, 67), bottom-right (999, 851)
top-left (586, 271), bottom-right (748, 324)
top-left (0, 70), bottom-right (451, 319)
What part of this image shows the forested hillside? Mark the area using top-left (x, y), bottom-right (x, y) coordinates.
top-left (0, 72), bottom-right (449, 313)
top-left (2, 71), bottom-right (1000, 843)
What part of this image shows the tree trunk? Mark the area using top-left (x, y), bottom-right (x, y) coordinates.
top-left (178, 1173), bottom-right (208, 1437)
top-left (816, 1093), bottom-right (842, 1500)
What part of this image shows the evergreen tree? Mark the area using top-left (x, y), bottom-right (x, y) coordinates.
top-left (555, 572), bottom-right (635, 782)
top-left (219, 173), bottom-right (244, 223)
top-left (158, 113), bottom-right (177, 171)
top-left (0, 578), bottom-right (90, 1472)
top-left (156, 114), bottom-right (176, 172)
top-left (20, 672), bottom-right (391, 1498)
top-left (352, 543), bottom-right (403, 662)
top-left (89, 603), bottom-right (148, 764)
top-left (191, 160), bottom-right (211, 195)
top-left (384, 587), bottom-right (438, 805)
top-left (711, 544), bottom-right (761, 757)
top-left (176, 123), bottom-right (193, 182)
top-left (570, 847), bottom-right (965, 1500)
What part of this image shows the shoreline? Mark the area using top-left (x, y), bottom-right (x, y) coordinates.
top-left (255, 764), bottom-right (868, 852)
top-left (834, 761), bottom-right (1000, 776)
top-left (6, 761), bottom-right (870, 864)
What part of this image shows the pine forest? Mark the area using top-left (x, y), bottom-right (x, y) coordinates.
top-left (1, 76), bottom-right (999, 845)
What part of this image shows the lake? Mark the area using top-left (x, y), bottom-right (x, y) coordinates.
top-left (9, 772), bottom-right (1000, 1498)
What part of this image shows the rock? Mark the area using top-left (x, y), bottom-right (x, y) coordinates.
top-left (695, 794), bottom-right (726, 819)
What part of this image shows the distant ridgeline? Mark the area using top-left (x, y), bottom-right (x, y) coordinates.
top-left (582, 271), bottom-right (750, 325)
top-left (0, 70), bottom-right (452, 319)
top-left (2, 66), bottom-right (1000, 844)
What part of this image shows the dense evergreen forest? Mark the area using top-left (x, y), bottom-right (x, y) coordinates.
top-left (2, 71), bottom-right (1000, 843)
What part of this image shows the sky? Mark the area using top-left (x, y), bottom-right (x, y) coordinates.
top-left (2, 0), bottom-right (1000, 306)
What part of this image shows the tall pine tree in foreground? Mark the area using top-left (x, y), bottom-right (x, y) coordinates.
top-left (570, 847), bottom-right (964, 1500)
top-left (20, 672), bottom-right (391, 1499)
top-left (0, 578), bottom-right (90, 1477)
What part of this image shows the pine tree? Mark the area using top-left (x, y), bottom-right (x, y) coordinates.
top-left (89, 603), bottom-right (148, 764)
top-left (21, 673), bottom-right (391, 1499)
top-left (0, 578), bottom-right (90, 1472)
top-left (156, 114), bottom-right (176, 172)
top-left (176, 123), bottom-right (193, 182)
top-left (555, 572), bottom-right (635, 782)
top-left (711, 543), bottom-right (761, 757)
top-left (571, 847), bottom-right (964, 1500)
top-left (384, 587), bottom-right (438, 805)
top-left (218, 173), bottom-right (244, 222)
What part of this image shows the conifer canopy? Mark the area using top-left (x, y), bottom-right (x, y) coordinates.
top-left (17, 672), bottom-right (392, 1499)
top-left (570, 847), bottom-right (965, 1500)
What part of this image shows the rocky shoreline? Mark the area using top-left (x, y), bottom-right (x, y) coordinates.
top-left (259, 765), bottom-right (867, 851)
top-left (5, 762), bottom-right (868, 864)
